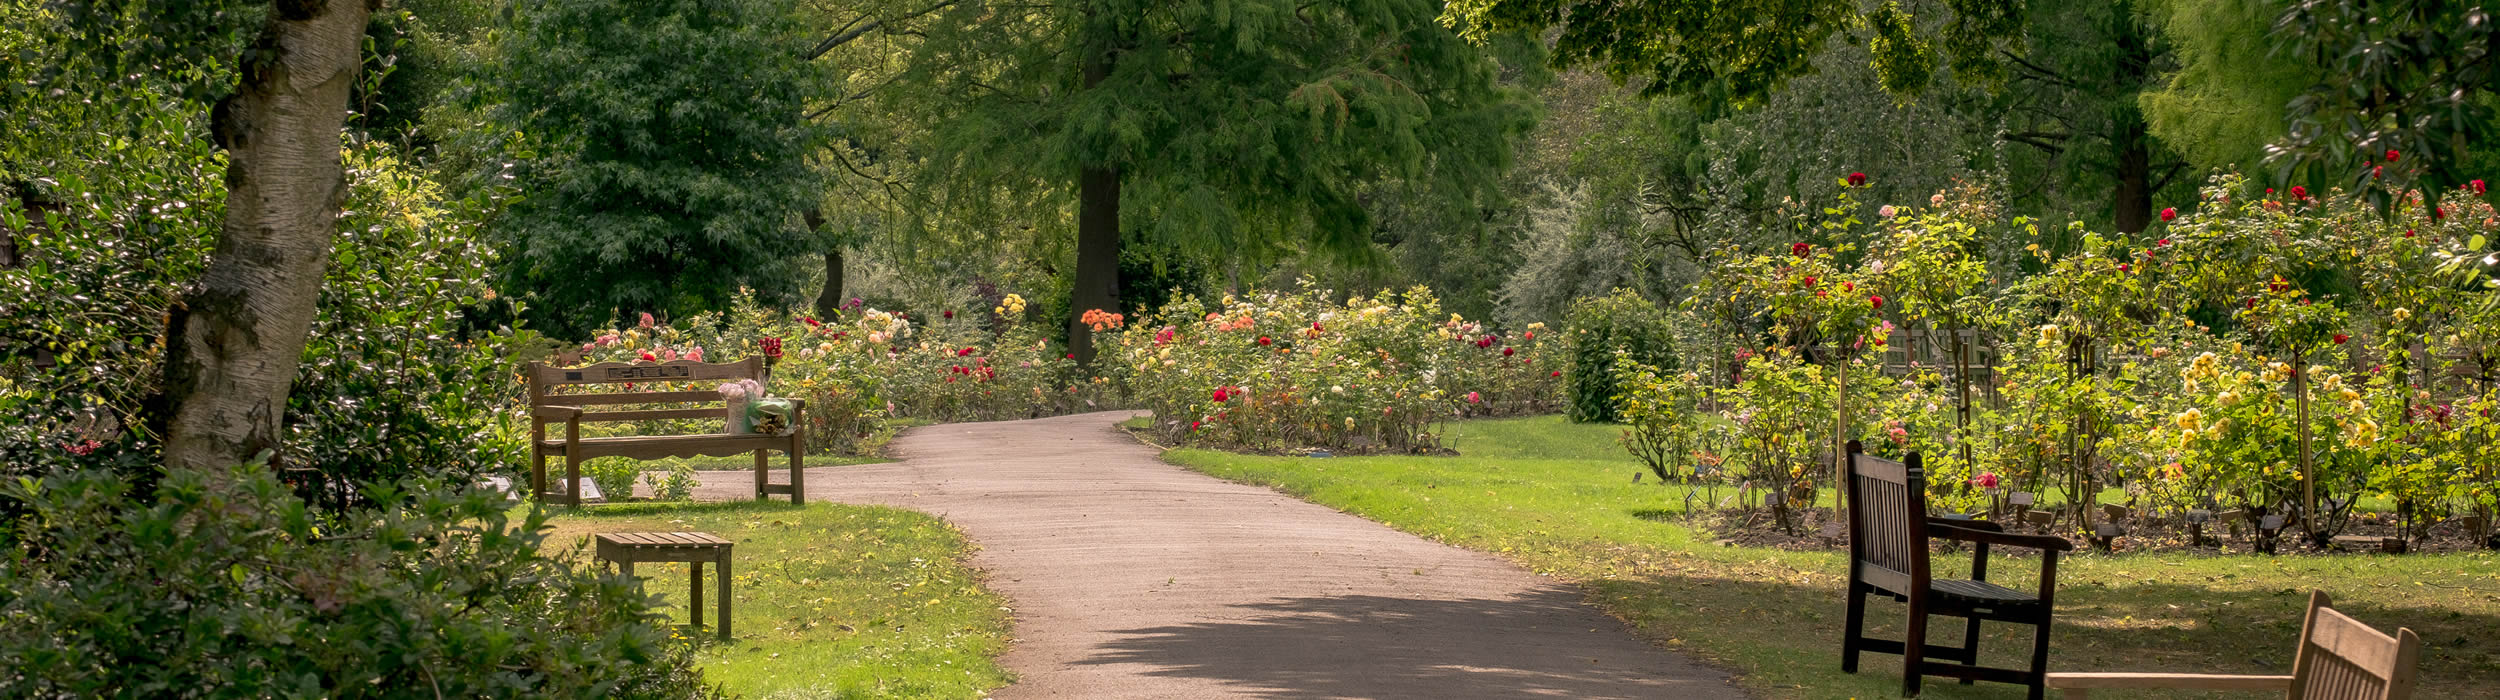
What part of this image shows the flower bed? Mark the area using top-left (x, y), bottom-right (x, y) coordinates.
top-left (1108, 283), bottom-right (1560, 453)
top-left (567, 293), bottom-right (1114, 459)
top-left (1628, 176), bottom-right (2500, 551)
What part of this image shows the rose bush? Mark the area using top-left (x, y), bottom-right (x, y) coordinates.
top-left (1108, 283), bottom-right (1559, 453)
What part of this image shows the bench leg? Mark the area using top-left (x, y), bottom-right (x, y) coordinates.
top-left (531, 451), bottom-right (547, 503)
top-left (1841, 584), bottom-right (1867, 673)
top-left (789, 444), bottom-right (804, 505)
top-left (716, 553), bottom-right (732, 640)
top-left (565, 455), bottom-right (582, 507)
top-left (689, 561), bottom-right (703, 629)
top-left (619, 559), bottom-right (634, 580)
top-left (753, 449), bottom-right (769, 501)
top-left (1960, 616), bottom-right (1982, 684)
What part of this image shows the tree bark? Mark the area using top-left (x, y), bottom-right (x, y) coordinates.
top-left (1068, 165), bottom-right (1121, 365)
top-left (1066, 46), bottom-right (1121, 366)
top-left (2112, 133), bottom-right (2153, 233)
top-left (805, 208), bottom-right (845, 320)
top-left (160, 0), bottom-right (372, 472)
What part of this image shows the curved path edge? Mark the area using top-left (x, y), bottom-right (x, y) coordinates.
top-left (694, 411), bottom-right (1746, 699)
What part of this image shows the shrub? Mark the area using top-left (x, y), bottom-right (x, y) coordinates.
top-left (1563, 289), bottom-right (1676, 423)
top-left (1111, 283), bottom-right (1559, 452)
top-left (1612, 356), bottom-right (1706, 482)
top-left (0, 462), bottom-right (721, 698)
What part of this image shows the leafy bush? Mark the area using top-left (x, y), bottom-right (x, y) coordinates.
top-left (1612, 356), bottom-right (1707, 482)
top-left (1562, 289), bottom-right (1676, 423)
top-left (1109, 282), bottom-right (1560, 453)
top-left (0, 462), bottom-right (721, 698)
top-left (282, 142), bottom-right (531, 511)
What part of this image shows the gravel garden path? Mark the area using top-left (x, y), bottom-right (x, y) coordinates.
top-left (692, 411), bottom-right (1743, 699)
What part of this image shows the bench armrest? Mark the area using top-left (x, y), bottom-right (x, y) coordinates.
top-left (2046, 672), bottom-right (2292, 693)
top-left (533, 405), bottom-right (584, 420)
top-left (1930, 517), bottom-right (2004, 532)
top-left (1932, 523), bottom-right (2074, 552)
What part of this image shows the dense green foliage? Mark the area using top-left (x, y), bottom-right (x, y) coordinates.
top-left (0, 463), bottom-right (719, 698)
top-left (1561, 290), bottom-right (1677, 423)
top-left (486, 0), bottom-right (828, 337)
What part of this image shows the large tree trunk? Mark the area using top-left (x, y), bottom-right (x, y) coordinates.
top-left (160, 0), bottom-right (372, 472)
top-left (1068, 166), bottom-right (1121, 365)
top-left (2111, 133), bottom-right (2153, 233)
top-left (813, 248), bottom-right (845, 320)
top-left (1066, 47), bottom-right (1121, 366)
top-left (805, 208), bottom-right (845, 319)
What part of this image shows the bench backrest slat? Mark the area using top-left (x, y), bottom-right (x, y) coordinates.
top-left (537, 391), bottom-right (725, 406)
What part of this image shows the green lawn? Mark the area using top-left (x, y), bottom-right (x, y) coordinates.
top-left (1162, 415), bottom-right (2500, 699)
top-left (544, 500), bottom-right (1011, 699)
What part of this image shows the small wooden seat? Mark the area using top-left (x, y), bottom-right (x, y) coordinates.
top-left (2048, 590), bottom-right (2421, 699)
top-left (528, 357), bottom-right (805, 506)
top-left (1841, 441), bottom-right (2075, 700)
top-left (596, 532), bottom-right (735, 640)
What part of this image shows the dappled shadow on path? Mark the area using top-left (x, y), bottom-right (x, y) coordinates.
top-left (1073, 586), bottom-right (1736, 699)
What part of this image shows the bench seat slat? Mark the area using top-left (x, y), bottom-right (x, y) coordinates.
top-left (536, 433), bottom-right (794, 460)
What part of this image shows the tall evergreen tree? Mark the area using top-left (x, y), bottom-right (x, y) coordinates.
top-left (489, 0), bottom-right (827, 336)
top-left (899, 0), bottom-right (1534, 363)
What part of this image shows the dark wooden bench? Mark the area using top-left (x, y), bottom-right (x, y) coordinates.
top-left (1841, 441), bottom-right (2074, 700)
top-left (528, 357), bottom-right (804, 506)
top-left (596, 532), bottom-right (734, 640)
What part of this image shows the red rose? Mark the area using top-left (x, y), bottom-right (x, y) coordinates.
top-left (1551, 370), bottom-right (1562, 377)
top-left (1190, 421), bottom-right (1202, 430)
top-left (2386, 149), bottom-right (2400, 162)
top-left (759, 337), bottom-right (783, 359)
top-left (2290, 185), bottom-right (2308, 200)
top-left (959, 347), bottom-right (976, 357)
top-left (1066, 353), bottom-right (1076, 359)
top-left (1847, 172), bottom-right (1867, 187)
top-left (1843, 282), bottom-right (1855, 292)
top-left (2333, 334), bottom-right (2350, 345)
top-left (1477, 335), bottom-right (1496, 348)
top-left (2159, 207), bottom-right (2176, 222)
top-left (640, 351), bottom-right (657, 362)
top-left (2405, 229), bottom-right (2416, 238)
top-left (1502, 346), bottom-right (1515, 357)
top-left (1524, 331), bottom-right (1535, 341)
top-left (1258, 336), bottom-right (1273, 346)
top-left (2246, 298), bottom-right (2257, 310)
top-left (1801, 275), bottom-right (1818, 286)
top-left (803, 316), bottom-right (820, 326)
top-left (2119, 263), bottom-right (2132, 273)
top-left (2158, 238), bottom-right (2171, 246)
top-left (2474, 179), bottom-right (2488, 195)
top-left (1213, 388), bottom-right (1229, 402)
top-left (2432, 206), bottom-right (2445, 221)
top-left (1791, 242), bottom-right (1811, 257)
top-left (944, 310), bottom-right (955, 319)
top-left (1868, 295), bottom-right (1883, 309)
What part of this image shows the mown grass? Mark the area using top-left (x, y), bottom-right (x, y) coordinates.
top-left (543, 500), bottom-right (1011, 699)
top-left (1161, 415), bottom-right (2500, 698)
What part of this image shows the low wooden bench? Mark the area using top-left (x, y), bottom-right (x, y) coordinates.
top-left (596, 532), bottom-right (734, 640)
top-left (528, 357), bottom-right (804, 506)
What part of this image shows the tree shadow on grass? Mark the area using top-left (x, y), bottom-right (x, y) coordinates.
top-left (1072, 585), bottom-right (1742, 700)
top-left (1581, 565), bottom-right (2500, 699)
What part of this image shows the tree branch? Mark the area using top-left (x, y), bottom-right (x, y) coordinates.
top-left (806, 0), bottom-right (957, 60)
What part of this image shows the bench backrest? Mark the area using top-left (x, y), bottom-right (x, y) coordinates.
top-left (2291, 590), bottom-right (2422, 700)
top-left (1843, 440), bottom-right (1931, 598)
top-left (527, 357), bottom-right (764, 432)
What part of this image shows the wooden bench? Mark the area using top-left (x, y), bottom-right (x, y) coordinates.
top-left (596, 532), bottom-right (734, 640)
top-left (528, 357), bottom-right (804, 506)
